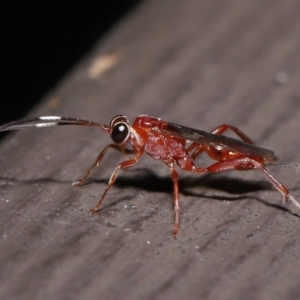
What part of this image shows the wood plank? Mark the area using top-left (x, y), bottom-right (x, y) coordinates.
top-left (1, 0), bottom-right (300, 299)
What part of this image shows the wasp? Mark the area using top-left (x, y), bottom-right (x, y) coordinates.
top-left (1, 115), bottom-right (299, 235)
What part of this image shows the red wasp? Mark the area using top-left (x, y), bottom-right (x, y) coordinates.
top-left (0, 114), bottom-right (299, 235)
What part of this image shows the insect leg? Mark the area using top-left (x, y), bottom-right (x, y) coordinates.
top-left (186, 142), bottom-right (205, 158)
top-left (194, 157), bottom-right (300, 210)
top-left (89, 157), bottom-right (139, 213)
top-left (187, 124), bottom-right (256, 160)
top-left (169, 165), bottom-right (180, 236)
top-left (210, 124), bottom-right (255, 144)
top-left (73, 144), bottom-right (134, 187)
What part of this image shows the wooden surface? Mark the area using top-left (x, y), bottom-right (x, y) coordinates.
top-left (1, 0), bottom-right (300, 299)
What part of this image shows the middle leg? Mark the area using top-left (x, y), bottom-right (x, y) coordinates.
top-left (169, 165), bottom-right (180, 236)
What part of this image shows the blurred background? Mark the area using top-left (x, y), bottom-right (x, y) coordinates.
top-left (1, 1), bottom-right (141, 126)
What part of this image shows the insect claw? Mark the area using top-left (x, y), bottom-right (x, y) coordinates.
top-left (89, 207), bottom-right (98, 214)
top-left (72, 181), bottom-right (82, 187)
top-left (172, 232), bottom-right (178, 239)
top-left (283, 195), bottom-right (287, 204)
top-left (172, 225), bottom-right (179, 237)
top-left (285, 194), bottom-right (300, 211)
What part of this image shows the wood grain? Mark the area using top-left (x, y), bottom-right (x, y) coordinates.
top-left (1, 0), bottom-right (300, 299)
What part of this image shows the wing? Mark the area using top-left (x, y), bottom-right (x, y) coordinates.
top-left (163, 122), bottom-right (274, 158)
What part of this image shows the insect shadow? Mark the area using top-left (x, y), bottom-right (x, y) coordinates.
top-left (110, 168), bottom-right (271, 194)
top-left (0, 168), bottom-right (295, 214)
top-left (91, 168), bottom-right (293, 212)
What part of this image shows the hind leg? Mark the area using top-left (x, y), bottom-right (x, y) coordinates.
top-left (192, 157), bottom-right (300, 209)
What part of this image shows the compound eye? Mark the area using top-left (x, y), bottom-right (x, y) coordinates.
top-left (111, 122), bottom-right (129, 144)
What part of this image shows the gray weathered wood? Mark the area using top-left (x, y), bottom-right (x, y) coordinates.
top-left (1, 0), bottom-right (300, 299)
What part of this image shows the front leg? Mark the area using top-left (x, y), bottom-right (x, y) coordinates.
top-left (72, 144), bottom-right (134, 187)
top-left (89, 156), bottom-right (140, 213)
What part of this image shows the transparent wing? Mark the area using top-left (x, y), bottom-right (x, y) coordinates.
top-left (163, 122), bottom-right (274, 158)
